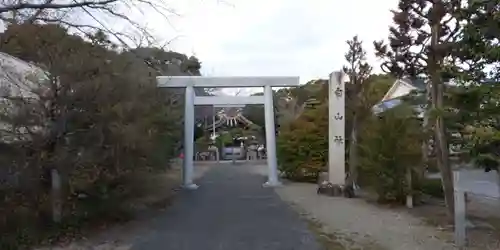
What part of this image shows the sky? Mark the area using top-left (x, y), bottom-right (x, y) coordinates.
top-left (129, 0), bottom-right (399, 95)
top-left (142, 0), bottom-right (397, 77)
top-left (2, 0), bottom-right (400, 95)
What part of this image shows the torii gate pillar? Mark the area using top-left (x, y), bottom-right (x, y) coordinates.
top-left (183, 85), bottom-right (196, 189)
top-left (157, 76), bottom-right (300, 189)
top-left (263, 85), bottom-right (279, 187)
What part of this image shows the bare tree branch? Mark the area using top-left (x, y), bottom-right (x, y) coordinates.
top-left (0, 0), bottom-right (119, 13)
top-left (0, 0), bottom-right (179, 50)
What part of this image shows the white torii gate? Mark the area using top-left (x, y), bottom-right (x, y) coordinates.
top-left (157, 71), bottom-right (346, 191)
top-left (157, 76), bottom-right (300, 189)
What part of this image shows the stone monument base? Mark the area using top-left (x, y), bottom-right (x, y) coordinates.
top-left (316, 172), bottom-right (355, 198)
top-left (317, 182), bottom-right (355, 198)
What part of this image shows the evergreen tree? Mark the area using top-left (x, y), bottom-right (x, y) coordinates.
top-left (343, 35), bottom-right (372, 192)
top-left (373, 0), bottom-right (465, 215)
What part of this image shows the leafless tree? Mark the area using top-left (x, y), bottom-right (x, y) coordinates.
top-left (0, 0), bottom-right (177, 47)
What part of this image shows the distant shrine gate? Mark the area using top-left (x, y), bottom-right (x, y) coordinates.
top-left (199, 103), bottom-right (259, 162)
top-left (156, 72), bottom-right (346, 189)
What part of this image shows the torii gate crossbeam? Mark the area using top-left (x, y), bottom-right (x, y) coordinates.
top-left (157, 76), bottom-right (300, 189)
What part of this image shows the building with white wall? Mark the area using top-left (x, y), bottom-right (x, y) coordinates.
top-left (372, 77), bottom-right (426, 115)
top-left (0, 52), bottom-right (47, 142)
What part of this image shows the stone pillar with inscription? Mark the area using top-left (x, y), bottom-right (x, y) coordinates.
top-left (317, 71), bottom-right (347, 197)
top-left (328, 72), bottom-right (346, 185)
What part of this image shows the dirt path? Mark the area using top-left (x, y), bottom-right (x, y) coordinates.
top-left (275, 182), bottom-right (458, 250)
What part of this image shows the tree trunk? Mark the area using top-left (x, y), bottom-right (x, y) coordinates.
top-left (421, 83), bottom-right (432, 179)
top-left (347, 114), bottom-right (358, 190)
top-left (497, 171), bottom-right (500, 199)
top-left (429, 22), bottom-right (455, 217)
top-left (413, 85), bottom-right (432, 207)
top-left (435, 104), bottom-right (454, 215)
top-left (406, 167), bottom-right (413, 208)
top-left (51, 168), bottom-right (62, 223)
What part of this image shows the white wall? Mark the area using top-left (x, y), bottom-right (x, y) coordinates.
top-left (0, 52), bottom-right (46, 143)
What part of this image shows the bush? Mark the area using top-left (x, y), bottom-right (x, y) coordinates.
top-left (277, 104), bottom-right (328, 182)
top-left (421, 178), bottom-right (444, 198)
top-left (0, 24), bottom-right (185, 249)
top-left (358, 105), bottom-right (423, 204)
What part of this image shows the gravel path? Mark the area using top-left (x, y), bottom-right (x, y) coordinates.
top-left (128, 163), bottom-right (321, 250)
top-left (275, 182), bottom-right (458, 250)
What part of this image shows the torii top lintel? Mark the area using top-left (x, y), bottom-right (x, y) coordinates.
top-left (156, 76), bottom-right (300, 88)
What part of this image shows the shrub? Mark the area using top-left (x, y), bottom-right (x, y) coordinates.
top-left (277, 104), bottom-right (328, 182)
top-left (0, 24), bottom-right (184, 249)
top-left (421, 178), bottom-right (444, 198)
top-left (358, 105), bottom-right (423, 203)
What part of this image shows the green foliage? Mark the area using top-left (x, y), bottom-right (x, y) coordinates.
top-left (215, 132), bottom-right (234, 148)
top-left (276, 74), bottom-right (393, 184)
top-left (446, 83), bottom-right (500, 171)
top-left (277, 104), bottom-right (328, 182)
top-left (421, 178), bottom-right (444, 198)
top-left (344, 35), bottom-right (372, 111)
top-left (455, 1), bottom-right (500, 82)
top-left (343, 35), bottom-right (373, 187)
top-left (1, 23), bottom-right (181, 179)
top-left (358, 105), bottom-right (422, 203)
top-left (375, 0), bottom-right (500, 174)
top-left (345, 74), bottom-right (393, 133)
top-left (371, 0), bottom-right (498, 214)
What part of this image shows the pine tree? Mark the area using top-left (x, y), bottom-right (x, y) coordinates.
top-left (343, 35), bottom-right (372, 194)
top-left (373, 0), bottom-right (465, 215)
top-left (457, 0), bottom-right (500, 82)
top-left (452, 1), bottom-right (500, 192)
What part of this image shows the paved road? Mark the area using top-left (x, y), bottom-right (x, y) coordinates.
top-left (130, 163), bottom-right (321, 250)
top-left (426, 169), bottom-right (500, 220)
top-left (426, 169), bottom-right (500, 198)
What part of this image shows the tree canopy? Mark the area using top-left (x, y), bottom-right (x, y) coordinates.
top-left (0, 22), bottom-right (200, 248)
